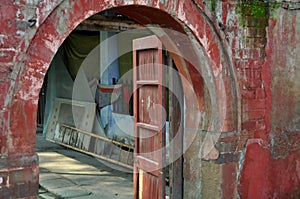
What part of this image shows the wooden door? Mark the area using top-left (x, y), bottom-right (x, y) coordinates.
top-left (133, 35), bottom-right (166, 199)
top-left (168, 59), bottom-right (184, 199)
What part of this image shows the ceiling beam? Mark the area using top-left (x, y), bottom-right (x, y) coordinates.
top-left (75, 15), bottom-right (144, 32)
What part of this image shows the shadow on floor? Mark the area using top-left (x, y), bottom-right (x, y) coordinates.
top-left (36, 132), bottom-right (133, 199)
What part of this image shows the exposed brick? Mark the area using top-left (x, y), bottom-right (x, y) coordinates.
top-left (245, 27), bottom-right (257, 38)
top-left (246, 60), bottom-right (264, 69)
top-left (245, 27), bottom-right (266, 38)
top-left (222, 162), bottom-right (238, 198)
top-left (243, 110), bottom-right (265, 121)
top-left (242, 99), bottom-right (266, 112)
top-left (0, 34), bottom-right (20, 48)
top-left (253, 37), bottom-right (267, 48)
top-left (216, 141), bottom-right (237, 153)
top-left (241, 89), bottom-right (256, 99)
top-left (0, 49), bottom-right (16, 63)
top-left (257, 119), bottom-right (266, 130)
top-left (242, 119), bottom-right (266, 132)
top-left (245, 37), bottom-right (255, 48)
top-left (214, 152), bottom-right (240, 164)
top-left (240, 82), bottom-right (261, 91)
top-left (242, 120), bottom-right (256, 131)
top-left (221, 118), bottom-right (236, 132)
top-left (0, 171), bottom-right (8, 186)
top-left (0, 62), bottom-right (14, 73)
top-left (253, 130), bottom-right (268, 140)
top-left (0, 186), bottom-right (10, 198)
top-left (253, 48), bottom-right (264, 59)
top-left (0, 134), bottom-right (7, 156)
top-left (236, 60), bottom-right (248, 68)
top-left (239, 68), bottom-right (261, 81)
top-left (255, 88), bottom-right (266, 99)
top-left (244, 17), bottom-right (268, 28)
top-left (9, 167), bottom-right (35, 184)
top-left (255, 28), bottom-right (266, 38)
top-left (242, 49), bottom-right (252, 59)
top-left (0, 81), bottom-right (9, 92)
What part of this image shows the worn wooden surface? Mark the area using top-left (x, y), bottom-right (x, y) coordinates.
top-left (169, 58), bottom-right (184, 199)
top-left (133, 35), bottom-right (166, 199)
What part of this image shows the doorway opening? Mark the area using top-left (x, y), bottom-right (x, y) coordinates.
top-left (36, 9), bottom-right (193, 199)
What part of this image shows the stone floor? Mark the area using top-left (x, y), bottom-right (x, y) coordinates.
top-left (36, 132), bottom-right (133, 199)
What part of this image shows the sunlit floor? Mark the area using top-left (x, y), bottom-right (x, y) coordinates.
top-left (36, 132), bottom-right (133, 199)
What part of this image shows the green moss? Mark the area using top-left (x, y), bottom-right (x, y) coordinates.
top-left (237, 1), bottom-right (267, 18)
top-left (237, 1), bottom-right (268, 27)
top-left (268, 2), bottom-right (281, 18)
top-left (237, 1), bottom-right (281, 26)
top-left (206, 0), bottom-right (217, 12)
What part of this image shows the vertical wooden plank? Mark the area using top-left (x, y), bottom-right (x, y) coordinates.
top-left (169, 59), bottom-right (184, 199)
top-left (133, 45), bottom-right (139, 199)
top-left (133, 35), bottom-right (166, 199)
top-left (158, 41), bottom-right (166, 199)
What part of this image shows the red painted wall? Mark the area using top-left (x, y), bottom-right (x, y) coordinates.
top-left (0, 0), bottom-right (299, 198)
top-left (238, 6), bottom-right (300, 199)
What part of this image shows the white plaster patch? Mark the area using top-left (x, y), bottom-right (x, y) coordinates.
top-left (188, 24), bottom-right (203, 48)
top-left (199, 133), bottom-right (220, 160)
top-left (0, 35), bottom-right (6, 45)
top-left (26, 0), bottom-right (39, 6)
top-left (212, 63), bottom-right (222, 77)
top-left (0, 47), bottom-right (17, 52)
top-left (147, 96), bottom-right (151, 109)
top-left (55, 0), bottom-right (75, 36)
top-left (16, 9), bottom-right (22, 19)
top-left (199, 35), bottom-right (209, 50)
top-left (19, 68), bottom-right (43, 101)
top-left (177, 1), bottom-right (186, 20)
top-left (40, 0), bottom-right (63, 18)
top-left (246, 138), bottom-right (269, 149)
top-left (137, 0), bottom-right (148, 6)
top-left (84, 10), bottom-right (96, 22)
top-left (104, 0), bottom-right (115, 6)
top-left (44, 34), bottom-right (60, 54)
top-left (16, 30), bottom-right (26, 37)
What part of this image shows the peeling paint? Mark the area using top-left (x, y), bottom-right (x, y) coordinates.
top-left (177, 1), bottom-right (186, 22)
top-left (25, 0), bottom-right (39, 6)
top-left (55, 0), bottom-right (75, 36)
top-left (1, 0), bottom-right (299, 198)
top-left (43, 34), bottom-right (60, 54)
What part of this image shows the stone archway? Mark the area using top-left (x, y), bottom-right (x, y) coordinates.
top-left (3, 0), bottom-right (239, 198)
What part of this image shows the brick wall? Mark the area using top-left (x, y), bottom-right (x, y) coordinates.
top-left (236, 1), bottom-right (269, 142)
top-left (236, 1), bottom-right (300, 198)
top-left (0, 0), bottom-right (300, 198)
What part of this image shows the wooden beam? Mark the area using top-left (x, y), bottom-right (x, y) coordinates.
top-left (75, 15), bottom-right (144, 32)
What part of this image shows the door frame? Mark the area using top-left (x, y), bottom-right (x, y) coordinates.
top-left (168, 57), bottom-right (184, 199)
top-left (133, 35), bottom-right (166, 199)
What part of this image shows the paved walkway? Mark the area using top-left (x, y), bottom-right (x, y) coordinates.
top-left (36, 132), bottom-right (133, 199)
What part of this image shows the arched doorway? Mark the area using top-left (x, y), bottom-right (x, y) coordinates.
top-left (8, 1), bottom-right (239, 198)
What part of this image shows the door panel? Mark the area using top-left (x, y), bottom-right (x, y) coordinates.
top-left (133, 35), bottom-right (166, 199)
top-left (137, 50), bottom-right (159, 81)
top-left (138, 86), bottom-right (159, 125)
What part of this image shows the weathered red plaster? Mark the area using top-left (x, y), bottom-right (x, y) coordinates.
top-left (239, 141), bottom-right (300, 198)
top-left (238, 141), bottom-right (272, 198)
top-left (0, 0), bottom-right (300, 198)
top-left (238, 7), bottom-right (300, 198)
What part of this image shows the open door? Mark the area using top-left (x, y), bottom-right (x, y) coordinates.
top-left (133, 35), bottom-right (166, 199)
